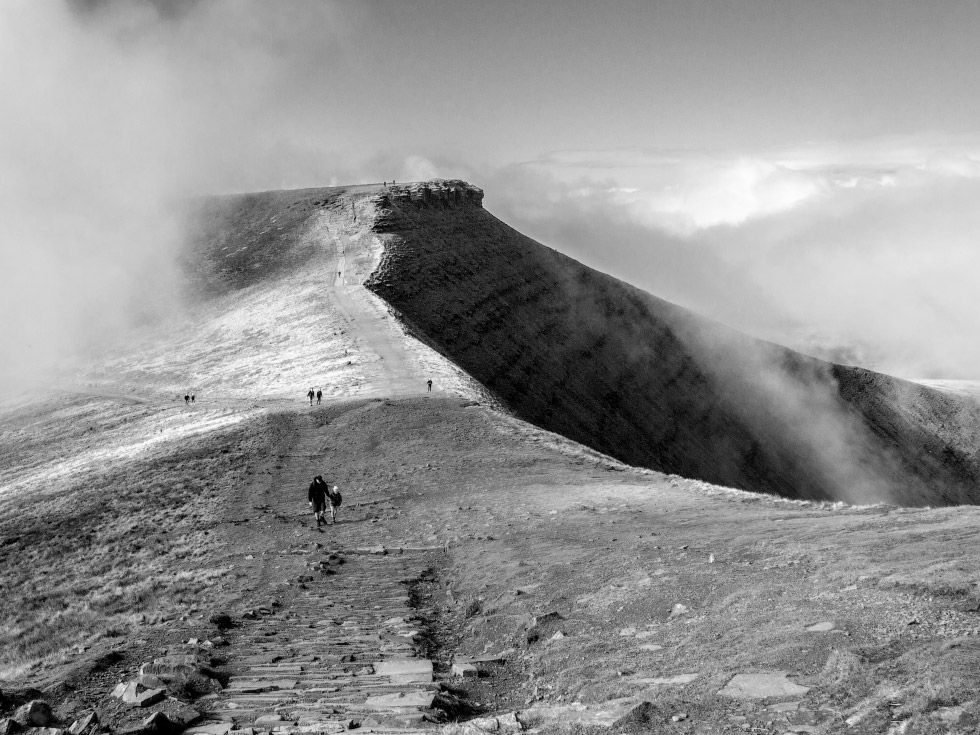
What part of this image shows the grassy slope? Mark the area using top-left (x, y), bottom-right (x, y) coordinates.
top-left (8, 395), bottom-right (980, 732)
top-left (0, 394), bottom-right (272, 680)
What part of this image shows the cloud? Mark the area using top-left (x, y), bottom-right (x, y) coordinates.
top-left (0, 0), bottom-right (351, 388)
top-left (481, 135), bottom-right (980, 378)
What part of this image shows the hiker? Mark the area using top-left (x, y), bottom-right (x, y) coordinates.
top-left (184, 394), bottom-right (189, 404)
top-left (426, 379), bottom-right (432, 392)
top-left (327, 483), bottom-right (342, 524)
top-left (316, 389), bottom-right (322, 404)
top-left (308, 475), bottom-right (329, 527)
top-left (191, 394), bottom-right (195, 403)
top-left (307, 388), bottom-right (315, 405)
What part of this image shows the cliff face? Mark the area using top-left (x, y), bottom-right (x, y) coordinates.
top-left (365, 181), bottom-right (980, 506)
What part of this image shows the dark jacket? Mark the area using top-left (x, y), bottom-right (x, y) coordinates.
top-left (308, 479), bottom-right (328, 504)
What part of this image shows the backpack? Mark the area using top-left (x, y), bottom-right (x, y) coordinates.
top-left (331, 488), bottom-right (343, 507)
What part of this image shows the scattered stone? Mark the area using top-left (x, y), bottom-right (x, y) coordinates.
top-left (208, 614), bottom-right (233, 630)
top-left (610, 701), bottom-right (666, 733)
top-left (639, 644), bottom-right (663, 652)
top-left (160, 706), bottom-right (198, 728)
top-left (451, 663), bottom-right (479, 678)
top-left (241, 610), bottom-right (258, 620)
top-left (531, 611), bottom-right (563, 627)
top-left (141, 713), bottom-right (171, 734)
top-left (634, 673), bottom-right (699, 685)
top-left (935, 705), bottom-right (966, 724)
top-left (0, 720), bottom-right (21, 735)
top-left (136, 675), bottom-right (167, 691)
top-left (455, 651), bottom-right (510, 665)
top-left (669, 604), bottom-right (689, 618)
top-left (718, 672), bottom-right (810, 699)
top-left (671, 712), bottom-right (688, 722)
top-left (446, 712), bottom-right (523, 734)
top-left (13, 702), bottom-right (54, 728)
top-left (111, 682), bottom-right (166, 708)
top-left (181, 724), bottom-right (232, 735)
top-left (252, 715), bottom-right (287, 728)
top-left (767, 701), bottom-right (801, 713)
top-left (550, 631), bottom-right (565, 640)
top-left (806, 622), bottom-right (835, 632)
top-left (619, 627), bottom-right (637, 637)
top-left (66, 712), bottom-right (98, 735)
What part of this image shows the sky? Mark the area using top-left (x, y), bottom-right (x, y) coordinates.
top-left (4, 0), bottom-right (980, 383)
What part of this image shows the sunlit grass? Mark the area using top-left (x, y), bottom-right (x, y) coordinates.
top-left (0, 415), bottom-right (254, 681)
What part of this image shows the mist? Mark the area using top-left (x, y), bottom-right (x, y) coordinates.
top-left (0, 0), bottom-right (352, 391)
top-left (481, 141), bottom-right (980, 381)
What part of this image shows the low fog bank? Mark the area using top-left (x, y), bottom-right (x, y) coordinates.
top-left (0, 0), bottom-right (356, 393)
top-left (478, 145), bottom-right (980, 381)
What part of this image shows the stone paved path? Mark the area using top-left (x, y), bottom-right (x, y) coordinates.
top-left (192, 319), bottom-right (447, 735)
top-left (200, 548), bottom-right (442, 734)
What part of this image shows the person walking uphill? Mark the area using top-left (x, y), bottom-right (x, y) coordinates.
top-left (307, 388), bottom-right (315, 406)
top-left (308, 475), bottom-right (329, 528)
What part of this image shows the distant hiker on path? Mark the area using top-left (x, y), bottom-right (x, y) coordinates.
top-left (184, 394), bottom-right (189, 404)
top-left (308, 475), bottom-right (329, 527)
top-left (191, 394), bottom-right (195, 403)
top-left (427, 379), bottom-right (432, 392)
top-left (316, 389), bottom-right (322, 405)
top-left (307, 388), bottom-right (315, 405)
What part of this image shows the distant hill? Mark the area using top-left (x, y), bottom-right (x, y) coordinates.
top-left (179, 180), bottom-right (980, 506)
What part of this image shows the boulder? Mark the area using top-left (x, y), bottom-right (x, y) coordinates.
top-left (0, 719), bottom-right (21, 735)
top-left (66, 712), bottom-right (98, 735)
top-left (451, 663), bottom-right (479, 678)
top-left (158, 706), bottom-right (199, 729)
top-left (140, 714), bottom-right (169, 734)
top-left (111, 682), bottom-right (166, 708)
top-left (207, 614), bottom-right (232, 630)
top-left (136, 675), bottom-right (167, 691)
top-left (13, 702), bottom-right (55, 728)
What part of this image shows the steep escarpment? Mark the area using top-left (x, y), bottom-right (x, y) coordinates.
top-left (366, 181), bottom-right (980, 505)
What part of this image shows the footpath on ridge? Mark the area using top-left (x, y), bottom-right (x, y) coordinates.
top-left (194, 245), bottom-right (452, 733)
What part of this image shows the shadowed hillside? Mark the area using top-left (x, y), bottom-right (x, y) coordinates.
top-left (178, 180), bottom-right (980, 506)
top-left (363, 181), bottom-right (980, 506)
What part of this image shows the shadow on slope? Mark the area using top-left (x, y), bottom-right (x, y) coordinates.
top-left (361, 181), bottom-right (980, 506)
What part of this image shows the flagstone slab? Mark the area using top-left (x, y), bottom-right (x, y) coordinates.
top-left (718, 672), bottom-right (810, 699)
top-left (373, 659), bottom-right (433, 683)
top-left (634, 673), bottom-right (699, 685)
top-left (363, 690), bottom-right (436, 709)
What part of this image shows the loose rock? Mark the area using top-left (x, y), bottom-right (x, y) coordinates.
top-left (13, 702), bottom-right (54, 728)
